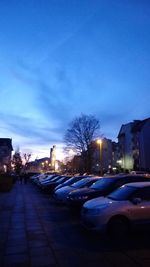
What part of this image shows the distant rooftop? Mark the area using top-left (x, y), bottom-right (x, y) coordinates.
top-left (131, 118), bottom-right (150, 133)
top-left (118, 117), bottom-right (150, 137)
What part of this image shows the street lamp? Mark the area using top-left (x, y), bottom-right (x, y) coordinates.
top-left (41, 162), bottom-right (45, 172)
top-left (97, 139), bottom-right (103, 176)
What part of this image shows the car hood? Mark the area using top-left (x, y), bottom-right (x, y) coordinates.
top-left (69, 188), bottom-right (95, 196)
top-left (55, 185), bottom-right (73, 193)
top-left (54, 186), bottom-right (76, 199)
top-left (83, 196), bottom-right (115, 209)
top-left (55, 183), bottom-right (65, 190)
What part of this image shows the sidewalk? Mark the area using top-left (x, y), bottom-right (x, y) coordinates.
top-left (0, 182), bottom-right (58, 267)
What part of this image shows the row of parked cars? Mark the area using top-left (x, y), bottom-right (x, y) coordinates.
top-left (30, 172), bottom-right (150, 237)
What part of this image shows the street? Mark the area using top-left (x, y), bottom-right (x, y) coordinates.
top-left (0, 182), bottom-right (150, 267)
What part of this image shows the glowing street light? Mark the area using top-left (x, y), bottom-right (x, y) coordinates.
top-left (97, 139), bottom-right (103, 176)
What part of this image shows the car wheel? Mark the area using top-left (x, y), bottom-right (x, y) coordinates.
top-left (107, 217), bottom-right (129, 238)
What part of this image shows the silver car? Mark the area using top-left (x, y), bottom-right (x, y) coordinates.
top-left (81, 182), bottom-right (150, 235)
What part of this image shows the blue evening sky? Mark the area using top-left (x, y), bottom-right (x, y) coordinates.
top-left (0, 0), bottom-right (150, 159)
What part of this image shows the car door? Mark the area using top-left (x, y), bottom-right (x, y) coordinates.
top-left (128, 187), bottom-right (150, 225)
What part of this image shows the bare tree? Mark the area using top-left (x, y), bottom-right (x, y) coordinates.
top-left (23, 153), bottom-right (31, 173)
top-left (64, 114), bottom-right (100, 173)
top-left (12, 151), bottom-right (23, 175)
top-left (23, 153), bottom-right (31, 165)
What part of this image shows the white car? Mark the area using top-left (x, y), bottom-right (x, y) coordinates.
top-left (81, 182), bottom-right (150, 235)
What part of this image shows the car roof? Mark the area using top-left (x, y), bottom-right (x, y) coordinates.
top-left (123, 182), bottom-right (150, 188)
top-left (103, 174), bottom-right (150, 179)
top-left (80, 177), bottom-right (98, 182)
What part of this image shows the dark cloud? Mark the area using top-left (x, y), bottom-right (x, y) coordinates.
top-left (13, 62), bottom-right (74, 127)
top-left (0, 112), bottom-right (63, 145)
top-left (36, 79), bottom-right (73, 123)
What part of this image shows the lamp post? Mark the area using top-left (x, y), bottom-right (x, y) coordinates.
top-left (45, 160), bottom-right (49, 171)
top-left (41, 162), bottom-right (44, 172)
top-left (97, 139), bottom-right (103, 176)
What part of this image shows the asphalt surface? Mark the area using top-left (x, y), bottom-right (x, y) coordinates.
top-left (0, 181), bottom-right (150, 267)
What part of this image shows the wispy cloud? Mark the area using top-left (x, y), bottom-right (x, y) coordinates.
top-left (0, 112), bottom-right (63, 145)
top-left (12, 62), bottom-right (74, 125)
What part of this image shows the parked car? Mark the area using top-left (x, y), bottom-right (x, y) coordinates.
top-left (54, 175), bottom-right (90, 191)
top-left (39, 175), bottom-right (61, 187)
top-left (130, 171), bottom-right (150, 176)
top-left (31, 173), bottom-right (49, 185)
top-left (41, 176), bottom-right (71, 192)
top-left (67, 177), bottom-right (102, 208)
top-left (53, 177), bottom-right (100, 203)
top-left (68, 175), bottom-right (150, 205)
top-left (81, 182), bottom-right (150, 236)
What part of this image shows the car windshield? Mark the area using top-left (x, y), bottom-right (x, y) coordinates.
top-left (56, 177), bottom-right (66, 183)
top-left (108, 185), bottom-right (137, 200)
top-left (50, 176), bottom-right (61, 182)
top-left (90, 178), bottom-right (115, 190)
top-left (63, 177), bottom-right (79, 185)
top-left (72, 179), bottom-right (90, 188)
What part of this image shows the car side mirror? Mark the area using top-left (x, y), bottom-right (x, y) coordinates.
top-left (131, 197), bottom-right (142, 205)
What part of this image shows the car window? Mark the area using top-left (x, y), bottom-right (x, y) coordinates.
top-left (127, 176), bottom-right (150, 182)
top-left (132, 187), bottom-right (150, 200)
top-left (85, 180), bottom-right (97, 187)
top-left (114, 179), bottom-right (125, 188)
top-left (56, 177), bottom-right (65, 183)
top-left (90, 178), bottom-right (116, 190)
top-left (113, 176), bottom-right (149, 188)
top-left (108, 185), bottom-right (137, 200)
top-left (57, 177), bottom-right (82, 187)
top-left (51, 176), bottom-right (61, 181)
top-left (72, 179), bottom-right (89, 188)
top-left (63, 177), bottom-right (75, 184)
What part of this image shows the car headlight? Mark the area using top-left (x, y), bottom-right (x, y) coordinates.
top-left (69, 195), bottom-right (89, 201)
top-left (78, 195), bottom-right (88, 200)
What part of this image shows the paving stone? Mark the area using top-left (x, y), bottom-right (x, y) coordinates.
top-left (29, 239), bottom-right (49, 248)
top-left (4, 245), bottom-right (28, 255)
top-left (3, 253), bottom-right (29, 265)
top-left (103, 251), bottom-right (138, 267)
top-left (8, 229), bottom-right (26, 235)
top-left (30, 255), bottom-right (56, 267)
top-left (10, 226), bottom-right (26, 232)
top-left (29, 246), bottom-right (54, 257)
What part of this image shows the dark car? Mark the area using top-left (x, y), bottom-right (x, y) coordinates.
top-left (41, 176), bottom-right (71, 193)
top-left (53, 177), bottom-right (101, 203)
top-left (67, 175), bottom-right (150, 207)
top-left (54, 175), bottom-right (90, 191)
top-left (39, 175), bottom-right (61, 187)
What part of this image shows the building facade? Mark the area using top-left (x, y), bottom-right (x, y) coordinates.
top-left (50, 145), bottom-right (56, 170)
top-left (118, 118), bottom-right (150, 172)
top-left (26, 157), bottom-right (50, 173)
top-left (0, 138), bottom-right (13, 173)
top-left (118, 122), bottom-right (135, 171)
